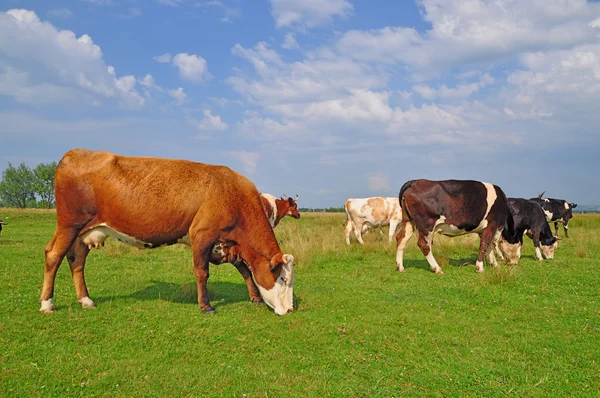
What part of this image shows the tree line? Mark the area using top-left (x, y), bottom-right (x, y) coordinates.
top-left (0, 162), bottom-right (57, 208)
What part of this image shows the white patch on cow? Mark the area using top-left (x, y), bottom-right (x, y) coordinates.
top-left (535, 246), bottom-right (543, 261)
top-left (345, 197), bottom-right (402, 244)
top-left (475, 260), bottom-right (484, 273)
top-left (80, 223), bottom-right (152, 249)
top-left (40, 298), bottom-right (54, 312)
top-left (435, 215), bottom-right (466, 236)
top-left (478, 182), bottom-right (497, 230)
top-left (564, 202), bottom-right (570, 210)
top-left (78, 296), bottom-right (96, 308)
top-left (261, 193), bottom-right (278, 227)
top-left (543, 198), bottom-right (550, 202)
top-left (543, 209), bottom-right (553, 222)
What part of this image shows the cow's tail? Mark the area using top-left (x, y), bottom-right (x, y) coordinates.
top-left (398, 180), bottom-right (414, 222)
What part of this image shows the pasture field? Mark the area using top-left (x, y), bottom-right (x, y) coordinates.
top-left (1, 208), bottom-right (599, 397)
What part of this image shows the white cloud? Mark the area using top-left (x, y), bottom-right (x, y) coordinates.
top-left (47, 8), bottom-right (73, 18)
top-left (168, 87), bottom-right (189, 105)
top-left (413, 74), bottom-right (495, 99)
top-left (138, 74), bottom-right (162, 92)
top-left (268, 0), bottom-right (353, 29)
top-left (153, 53), bottom-right (172, 63)
top-left (197, 109), bottom-right (228, 131)
top-left (336, 1), bottom-right (600, 76)
top-left (282, 33), bottom-right (299, 49)
top-left (172, 53), bottom-right (210, 83)
top-left (0, 9), bottom-right (145, 108)
top-left (367, 172), bottom-right (390, 191)
top-left (82, 0), bottom-right (114, 5)
top-left (227, 150), bottom-right (259, 174)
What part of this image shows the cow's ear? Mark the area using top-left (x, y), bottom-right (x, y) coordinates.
top-left (571, 203), bottom-right (577, 208)
top-left (270, 253), bottom-right (284, 273)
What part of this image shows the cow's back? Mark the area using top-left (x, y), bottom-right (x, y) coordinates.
top-left (55, 149), bottom-right (262, 241)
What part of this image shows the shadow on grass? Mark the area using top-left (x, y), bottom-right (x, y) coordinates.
top-left (94, 280), bottom-right (304, 312)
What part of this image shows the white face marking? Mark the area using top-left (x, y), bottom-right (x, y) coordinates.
top-left (499, 239), bottom-right (521, 265)
top-left (40, 298), bottom-right (54, 312)
top-left (541, 241), bottom-right (558, 259)
top-left (255, 254), bottom-right (295, 315)
top-left (543, 209), bottom-right (553, 222)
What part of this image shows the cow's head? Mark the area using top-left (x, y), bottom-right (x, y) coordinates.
top-left (499, 238), bottom-right (521, 265)
top-left (540, 236), bottom-right (559, 259)
top-left (283, 194), bottom-right (300, 219)
top-left (255, 253), bottom-right (295, 315)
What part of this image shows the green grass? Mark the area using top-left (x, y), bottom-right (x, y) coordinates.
top-left (1, 208), bottom-right (599, 397)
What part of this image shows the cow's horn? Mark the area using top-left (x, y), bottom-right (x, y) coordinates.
top-left (295, 194), bottom-right (299, 201)
top-left (282, 194), bottom-right (288, 199)
top-left (555, 236), bottom-right (562, 240)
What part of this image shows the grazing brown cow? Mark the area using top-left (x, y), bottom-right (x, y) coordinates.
top-left (260, 193), bottom-right (300, 228)
top-left (395, 179), bottom-right (513, 274)
top-left (40, 149), bottom-right (295, 315)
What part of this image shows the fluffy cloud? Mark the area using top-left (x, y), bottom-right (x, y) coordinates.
top-left (0, 9), bottom-right (144, 108)
top-left (268, 0), bottom-right (353, 29)
top-left (168, 87), bottom-right (189, 105)
top-left (282, 32), bottom-right (299, 49)
top-left (172, 53), bottom-right (210, 83)
top-left (368, 172), bottom-right (390, 191)
top-left (197, 109), bottom-right (228, 131)
top-left (153, 53), bottom-right (172, 63)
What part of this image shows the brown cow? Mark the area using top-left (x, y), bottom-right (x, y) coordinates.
top-left (40, 149), bottom-right (295, 315)
top-left (260, 193), bottom-right (300, 228)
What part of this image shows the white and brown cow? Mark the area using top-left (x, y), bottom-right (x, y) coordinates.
top-left (261, 193), bottom-right (300, 228)
top-left (344, 197), bottom-right (402, 244)
top-left (40, 149), bottom-right (295, 316)
top-left (530, 192), bottom-right (577, 238)
top-left (395, 179), bottom-right (513, 274)
top-left (496, 198), bottom-right (558, 264)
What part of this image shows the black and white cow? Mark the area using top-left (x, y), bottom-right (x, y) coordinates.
top-left (496, 198), bottom-right (559, 264)
top-left (395, 179), bottom-right (513, 274)
top-left (530, 192), bottom-right (577, 238)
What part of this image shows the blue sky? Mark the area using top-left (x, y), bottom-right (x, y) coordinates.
top-left (1, 0), bottom-right (599, 207)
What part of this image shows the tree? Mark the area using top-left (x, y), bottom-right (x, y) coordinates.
top-left (0, 162), bottom-right (36, 208)
top-left (34, 162), bottom-right (57, 208)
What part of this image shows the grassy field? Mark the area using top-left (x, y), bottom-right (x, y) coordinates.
top-left (1, 208), bottom-right (599, 397)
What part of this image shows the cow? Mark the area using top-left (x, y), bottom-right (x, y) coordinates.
top-left (530, 192), bottom-right (577, 238)
top-left (395, 179), bottom-right (513, 274)
top-left (344, 197), bottom-right (402, 245)
top-left (261, 193), bottom-right (300, 228)
top-left (0, 220), bottom-right (3, 236)
top-left (40, 149), bottom-right (295, 316)
top-left (495, 198), bottom-right (559, 264)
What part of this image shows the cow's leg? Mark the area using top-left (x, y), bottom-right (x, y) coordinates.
top-left (353, 221), bottom-right (366, 244)
top-left (485, 229), bottom-right (502, 267)
top-left (563, 218), bottom-right (569, 238)
top-left (344, 220), bottom-right (353, 245)
top-left (190, 229), bottom-right (219, 314)
top-left (395, 221), bottom-right (414, 272)
top-left (477, 227), bottom-right (499, 272)
top-left (388, 220), bottom-right (399, 243)
top-left (41, 227), bottom-right (78, 312)
top-left (233, 262), bottom-right (263, 304)
top-left (554, 221), bottom-right (560, 237)
top-left (493, 238), bottom-right (505, 262)
top-left (531, 231), bottom-right (543, 261)
top-left (66, 238), bottom-right (95, 309)
top-left (417, 231), bottom-right (443, 274)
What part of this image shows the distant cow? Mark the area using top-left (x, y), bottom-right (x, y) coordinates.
top-left (261, 194), bottom-right (300, 228)
top-left (344, 197), bottom-right (402, 244)
top-left (496, 198), bottom-right (559, 264)
top-left (0, 220), bottom-right (3, 236)
top-left (41, 149), bottom-right (295, 316)
top-left (396, 179), bottom-right (513, 274)
top-left (530, 192), bottom-right (576, 238)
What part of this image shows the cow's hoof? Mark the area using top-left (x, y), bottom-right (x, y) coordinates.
top-left (40, 299), bottom-right (55, 313)
top-left (78, 297), bottom-right (96, 309)
top-left (476, 268), bottom-right (484, 273)
top-left (202, 307), bottom-right (217, 315)
top-left (250, 298), bottom-right (264, 305)
top-left (434, 269), bottom-right (444, 275)
top-left (396, 266), bottom-right (406, 273)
